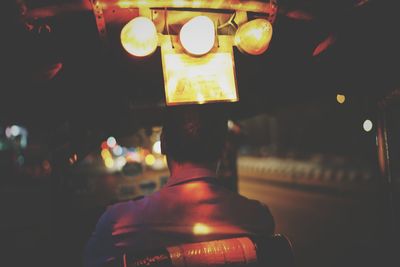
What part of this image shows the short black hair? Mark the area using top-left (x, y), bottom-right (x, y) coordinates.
top-left (162, 105), bottom-right (228, 164)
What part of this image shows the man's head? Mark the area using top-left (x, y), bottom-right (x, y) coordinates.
top-left (161, 105), bottom-right (228, 165)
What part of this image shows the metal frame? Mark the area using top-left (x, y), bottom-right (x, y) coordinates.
top-left (102, 0), bottom-right (277, 14)
top-left (92, 0), bottom-right (108, 42)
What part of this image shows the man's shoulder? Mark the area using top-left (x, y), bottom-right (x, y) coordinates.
top-left (104, 195), bottom-right (148, 218)
top-left (218, 186), bottom-right (265, 207)
top-left (234, 192), bottom-right (271, 214)
top-left (221, 189), bottom-right (275, 232)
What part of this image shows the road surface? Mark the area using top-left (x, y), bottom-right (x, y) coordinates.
top-left (239, 176), bottom-right (388, 267)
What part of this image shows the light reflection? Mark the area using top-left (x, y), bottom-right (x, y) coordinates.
top-left (193, 223), bottom-right (211, 235)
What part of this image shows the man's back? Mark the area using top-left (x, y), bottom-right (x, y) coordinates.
top-left (85, 178), bottom-right (274, 267)
top-left (85, 106), bottom-right (275, 267)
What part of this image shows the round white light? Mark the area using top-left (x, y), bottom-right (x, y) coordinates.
top-left (10, 125), bottom-right (20, 136)
top-left (227, 120), bottom-right (234, 130)
top-left (152, 141), bottom-right (162, 154)
top-left (179, 16), bottom-right (215, 56)
top-left (107, 136), bottom-right (117, 148)
top-left (115, 156), bottom-right (127, 170)
top-left (363, 119), bottom-right (373, 132)
top-left (121, 16), bottom-right (158, 57)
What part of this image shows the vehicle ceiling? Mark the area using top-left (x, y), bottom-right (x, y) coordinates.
top-left (1, 0), bottom-right (399, 156)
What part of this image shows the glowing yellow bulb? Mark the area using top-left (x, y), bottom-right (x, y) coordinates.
top-left (145, 154), bottom-right (156, 166)
top-left (235, 19), bottom-right (273, 55)
top-left (179, 16), bottom-right (215, 56)
top-left (193, 223), bottom-right (211, 235)
top-left (336, 94), bottom-right (346, 104)
top-left (121, 16), bottom-right (158, 57)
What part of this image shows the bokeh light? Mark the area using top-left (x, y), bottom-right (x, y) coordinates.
top-left (363, 119), bottom-right (373, 132)
top-left (336, 94), bottom-right (346, 104)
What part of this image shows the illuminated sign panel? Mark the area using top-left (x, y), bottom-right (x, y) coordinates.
top-left (161, 36), bottom-right (239, 106)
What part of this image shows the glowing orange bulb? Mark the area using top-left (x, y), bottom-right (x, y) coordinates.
top-left (235, 19), bottom-right (273, 55)
top-left (121, 16), bottom-right (158, 57)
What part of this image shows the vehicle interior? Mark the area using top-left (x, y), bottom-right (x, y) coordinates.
top-left (1, 1), bottom-right (399, 267)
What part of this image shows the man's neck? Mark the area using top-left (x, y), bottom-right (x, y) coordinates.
top-left (167, 161), bottom-right (217, 185)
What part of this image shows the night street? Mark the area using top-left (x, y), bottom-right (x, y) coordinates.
top-left (239, 175), bottom-right (386, 267)
top-left (2, 1), bottom-right (399, 267)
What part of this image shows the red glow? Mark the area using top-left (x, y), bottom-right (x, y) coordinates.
top-left (313, 34), bottom-right (336, 56)
top-left (33, 62), bottom-right (63, 81)
top-left (286, 10), bottom-right (314, 21)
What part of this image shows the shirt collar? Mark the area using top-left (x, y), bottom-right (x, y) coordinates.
top-left (166, 162), bottom-right (217, 187)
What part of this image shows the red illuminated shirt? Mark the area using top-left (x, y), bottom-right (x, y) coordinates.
top-left (84, 164), bottom-right (275, 267)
